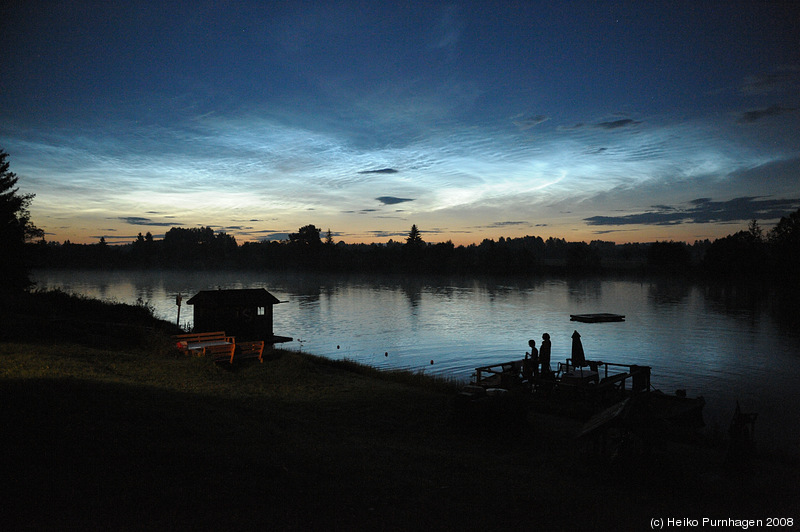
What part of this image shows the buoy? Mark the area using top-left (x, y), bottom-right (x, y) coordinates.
top-left (337, 345), bottom-right (340, 349)
top-left (385, 352), bottom-right (388, 357)
top-left (430, 360), bottom-right (434, 365)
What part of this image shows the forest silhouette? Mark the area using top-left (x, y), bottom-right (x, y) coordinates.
top-left (28, 212), bottom-right (800, 280)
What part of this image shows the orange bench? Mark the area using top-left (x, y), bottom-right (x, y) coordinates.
top-left (235, 341), bottom-right (265, 363)
top-left (171, 332), bottom-right (265, 365)
top-left (209, 340), bottom-right (265, 364)
top-left (205, 342), bottom-right (237, 364)
top-left (172, 331), bottom-right (234, 344)
top-left (172, 331), bottom-right (235, 356)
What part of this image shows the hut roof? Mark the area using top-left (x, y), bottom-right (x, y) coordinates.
top-left (186, 288), bottom-right (281, 306)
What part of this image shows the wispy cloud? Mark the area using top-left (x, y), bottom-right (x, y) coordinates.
top-left (736, 105), bottom-right (797, 124)
top-left (359, 168), bottom-right (399, 174)
top-left (596, 119), bottom-right (642, 130)
top-left (3, 74), bottom-right (796, 247)
top-left (486, 221), bottom-right (528, 228)
top-left (433, 4), bottom-right (462, 51)
top-left (739, 65), bottom-right (800, 95)
top-left (560, 118), bottom-right (642, 131)
top-left (584, 197), bottom-right (800, 226)
top-left (376, 196), bottom-right (414, 205)
top-left (512, 114), bottom-right (549, 130)
top-left (119, 216), bottom-right (182, 227)
top-left (261, 232), bottom-right (290, 241)
top-left (366, 229), bottom-right (408, 239)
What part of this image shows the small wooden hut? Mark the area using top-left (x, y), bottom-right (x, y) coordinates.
top-left (187, 288), bottom-right (291, 344)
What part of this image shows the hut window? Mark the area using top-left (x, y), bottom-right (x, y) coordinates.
top-left (257, 306), bottom-right (265, 316)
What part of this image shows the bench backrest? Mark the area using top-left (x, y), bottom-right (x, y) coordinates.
top-left (173, 331), bottom-right (233, 344)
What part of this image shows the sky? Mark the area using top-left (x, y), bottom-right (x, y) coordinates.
top-left (1, 1), bottom-right (799, 246)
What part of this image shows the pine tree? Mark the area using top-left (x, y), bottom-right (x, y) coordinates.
top-left (0, 149), bottom-right (43, 293)
top-left (406, 224), bottom-right (423, 246)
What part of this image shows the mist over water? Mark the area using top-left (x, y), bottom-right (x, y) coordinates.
top-left (33, 269), bottom-right (800, 448)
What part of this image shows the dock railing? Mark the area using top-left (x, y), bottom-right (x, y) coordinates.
top-left (474, 358), bottom-right (651, 395)
top-left (473, 360), bottom-right (523, 389)
top-left (559, 359), bottom-right (651, 394)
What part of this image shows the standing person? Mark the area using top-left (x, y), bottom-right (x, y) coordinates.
top-left (522, 352), bottom-right (534, 383)
top-left (539, 333), bottom-right (552, 375)
top-left (527, 339), bottom-right (539, 378)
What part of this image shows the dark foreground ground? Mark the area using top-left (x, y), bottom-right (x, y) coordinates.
top-left (1, 294), bottom-right (798, 530)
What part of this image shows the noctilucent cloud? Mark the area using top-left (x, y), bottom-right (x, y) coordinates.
top-left (2, 2), bottom-right (799, 245)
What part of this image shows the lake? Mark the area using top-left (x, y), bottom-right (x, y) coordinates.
top-left (32, 268), bottom-right (800, 449)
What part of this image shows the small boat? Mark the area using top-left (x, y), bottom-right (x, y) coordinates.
top-left (577, 391), bottom-right (706, 445)
top-left (570, 313), bottom-right (625, 323)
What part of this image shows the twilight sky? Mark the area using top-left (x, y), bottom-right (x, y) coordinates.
top-left (2, 1), bottom-right (799, 245)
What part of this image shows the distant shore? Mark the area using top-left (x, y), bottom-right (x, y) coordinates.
top-left (27, 212), bottom-right (800, 282)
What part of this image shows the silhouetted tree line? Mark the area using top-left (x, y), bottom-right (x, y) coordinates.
top-left (28, 225), bottom-right (637, 274)
top-left (26, 211), bottom-right (800, 282)
top-left (700, 217), bottom-right (800, 279)
top-left (31, 227), bottom-right (240, 270)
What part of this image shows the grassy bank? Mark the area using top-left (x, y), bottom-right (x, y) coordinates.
top-left (2, 293), bottom-right (798, 530)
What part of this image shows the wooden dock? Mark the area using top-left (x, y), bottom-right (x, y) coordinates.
top-left (471, 358), bottom-right (649, 397)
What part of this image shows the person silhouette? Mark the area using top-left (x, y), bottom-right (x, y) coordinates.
top-left (540, 333), bottom-right (551, 375)
top-left (527, 339), bottom-right (539, 378)
top-left (522, 352), bottom-right (533, 384)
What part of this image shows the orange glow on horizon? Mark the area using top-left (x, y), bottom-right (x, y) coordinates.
top-left (38, 218), bottom-right (752, 248)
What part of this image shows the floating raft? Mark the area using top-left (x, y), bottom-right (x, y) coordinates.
top-left (570, 313), bottom-right (625, 323)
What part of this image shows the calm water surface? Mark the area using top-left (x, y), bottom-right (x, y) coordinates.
top-left (32, 269), bottom-right (800, 448)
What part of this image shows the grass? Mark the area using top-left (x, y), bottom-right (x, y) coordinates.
top-left (2, 291), bottom-right (798, 530)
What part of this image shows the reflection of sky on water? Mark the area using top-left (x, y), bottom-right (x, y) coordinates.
top-left (32, 269), bottom-right (800, 448)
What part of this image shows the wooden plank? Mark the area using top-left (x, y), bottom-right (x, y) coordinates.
top-left (570, 313), bottom-right (625, 323)
top-left (266, 335), bottom-right (293, 344)
top-left (597, 372), bottom-right (629, 389)
top-left (172, 331), bottom-right (233, 343)
top-left (578, 399), bottom-right (629, 439)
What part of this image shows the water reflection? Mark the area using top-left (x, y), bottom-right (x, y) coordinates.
top-left (291, 281), bottom-right (322, 307)
top-left (400, 278), bottom-right (423, 309)
top-left (648, 279), bottom-right (692, 305)
top-left (702, 282), bottom-right (800, 334)
top-left (566, 277), bottom-right (603, 303)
